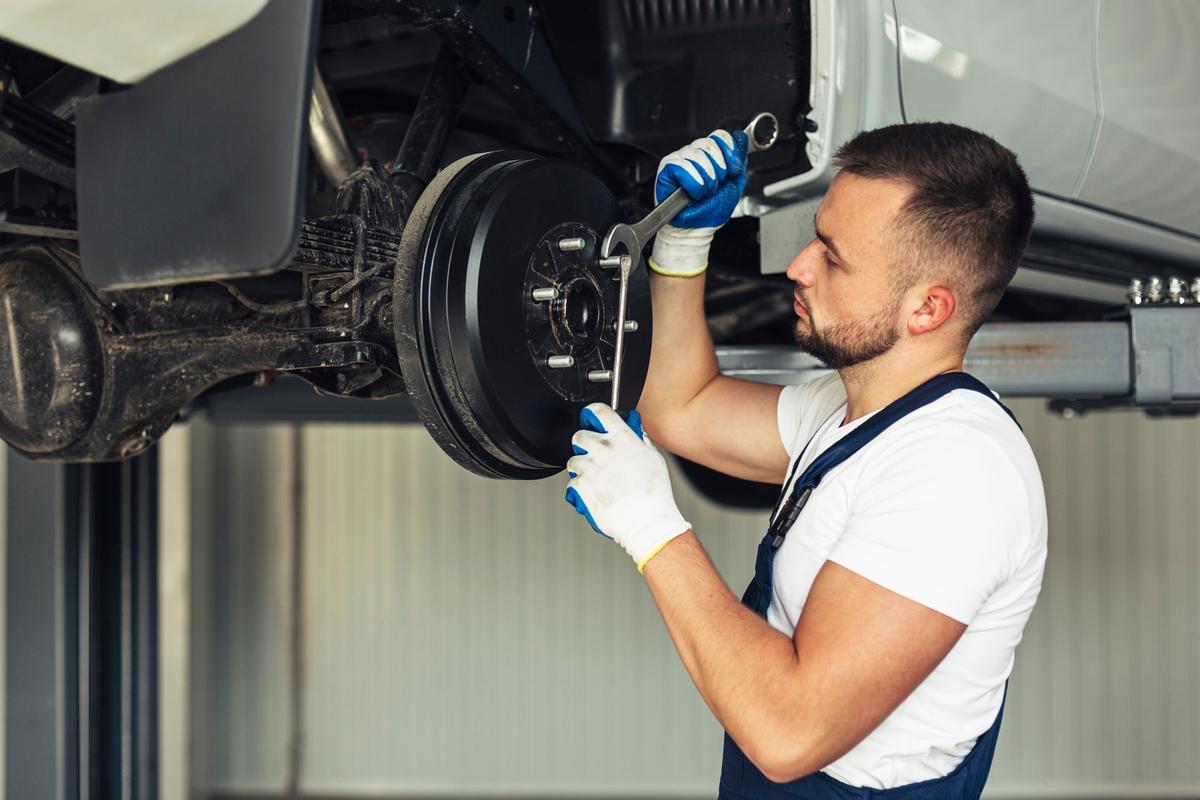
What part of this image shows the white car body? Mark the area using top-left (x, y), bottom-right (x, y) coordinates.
top-left (754, 0), bottom-right (1200, 290)
top-left (0, 0), bottom-right (267, 84)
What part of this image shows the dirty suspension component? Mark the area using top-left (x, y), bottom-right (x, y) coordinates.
top-left (0, 244), bottom-right (309, 461)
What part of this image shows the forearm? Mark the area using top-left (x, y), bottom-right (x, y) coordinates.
top-left (643, 533), bottom-right (812, 772)
top-left (638, 271), bottom-right (719, 425)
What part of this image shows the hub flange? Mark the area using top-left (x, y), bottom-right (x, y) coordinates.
top-left (393, 151), bottom-right (652, 479)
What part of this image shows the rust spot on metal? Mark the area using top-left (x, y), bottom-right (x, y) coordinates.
top-left (969, 343), bottom-right (1061, 358)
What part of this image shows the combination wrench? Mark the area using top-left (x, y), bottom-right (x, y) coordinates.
top-left (599, 111), bottom-right (780, 409)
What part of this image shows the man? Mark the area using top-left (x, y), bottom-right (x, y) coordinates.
top-left (563, 122), bottom-right (1048, 798)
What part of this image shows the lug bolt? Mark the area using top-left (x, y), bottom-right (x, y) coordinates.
top-left (558, 237), bottom-right (586, 252)
top-left (599, 255), bottom-right (630, 270)
top-left (532, 287), bottom-right (559, 302)
top-left (1128, 278), bottom-right (1145, 306)
top-left (587, 370), bottom-right (613, 383)
top-left (613, 320), bottom-right (639, 333)
top-left (1147, 276), bottom-right (1164, 304)
top-left (547, 355), bottom-right (575, 369)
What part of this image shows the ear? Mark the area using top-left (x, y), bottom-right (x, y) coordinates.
top-left (907, 285), bottom-right (956, 336)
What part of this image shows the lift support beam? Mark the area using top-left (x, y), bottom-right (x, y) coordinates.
top-left (717, 309), bottom-right (1200, 413)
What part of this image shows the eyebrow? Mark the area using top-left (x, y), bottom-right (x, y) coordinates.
top-left (812, 212), bottom-right (845, 262)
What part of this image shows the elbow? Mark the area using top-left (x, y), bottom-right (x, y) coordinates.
top-left (755, 755), bottom-right (819, 786)
top-left (740, 729), bottom-right (826, 785)
top-left (639, 415), bottom-right (681, 456)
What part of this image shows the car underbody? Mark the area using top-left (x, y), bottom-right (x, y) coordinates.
top-left (1, 0), bottom-right (1198, 482)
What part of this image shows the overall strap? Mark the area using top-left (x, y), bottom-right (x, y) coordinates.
top-left (799, 372), bottom-right (1016, 485)
top-left (768, 372), bottom-right (1018, 547)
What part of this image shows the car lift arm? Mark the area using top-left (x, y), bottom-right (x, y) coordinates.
top-left (717, 307), bottom-right (1200, 415)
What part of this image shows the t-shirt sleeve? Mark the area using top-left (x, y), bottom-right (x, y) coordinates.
top-left (777, 373), bottom-right (847, 459)
top-left (826, 422), bottom-right (1033, 625)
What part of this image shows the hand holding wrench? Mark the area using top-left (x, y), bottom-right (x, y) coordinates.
top-left (599, 111), bottom-right (780, 409)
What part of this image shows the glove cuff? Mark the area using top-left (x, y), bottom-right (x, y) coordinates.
top-left (625, 513), bottom-right (692, 573)
top-left (649, 224), bottom-right (717, 278)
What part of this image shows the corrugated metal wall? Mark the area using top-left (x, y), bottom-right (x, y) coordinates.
top-left (991, 403), bottom-right (1200, 796)
top-left (180, 400), bottom-right (1200, 797)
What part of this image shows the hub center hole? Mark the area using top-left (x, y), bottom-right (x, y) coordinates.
top-left (560, 279), bottom-right (601, 342)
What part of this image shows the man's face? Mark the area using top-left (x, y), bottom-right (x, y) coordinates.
top-left (784, 172), bottom-right (914, 369)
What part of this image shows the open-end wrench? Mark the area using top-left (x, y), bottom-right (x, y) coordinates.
top-left (599, 111), bottom-right (780, 409)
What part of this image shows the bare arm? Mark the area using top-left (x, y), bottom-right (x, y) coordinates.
top-left (643, 534), bottom-right (966, 783)
top-left (637, 270), bottom-right (789, 484)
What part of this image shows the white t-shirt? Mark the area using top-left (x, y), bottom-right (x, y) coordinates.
top-left (770, 372), bottom-right (1047, 789)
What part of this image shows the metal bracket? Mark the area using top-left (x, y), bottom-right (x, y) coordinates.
top-left (718, 310), bottom-right (1200, 414)
top-left (1130, 306), bottom-right (1200, 406)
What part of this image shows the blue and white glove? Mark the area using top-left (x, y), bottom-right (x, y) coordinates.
top-left (648, 129), bottom-right (750, 278)
top-left (564, 404), bottom-right (692, 573)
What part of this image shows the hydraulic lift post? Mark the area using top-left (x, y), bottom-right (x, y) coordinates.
top-left (4, 450), bottom-right (159, 800)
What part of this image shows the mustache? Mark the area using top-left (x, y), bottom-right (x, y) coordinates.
top-left (794, 288), bottom-right (809, 308)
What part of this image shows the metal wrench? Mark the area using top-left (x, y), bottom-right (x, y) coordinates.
top-left (599, 111), bottom-right (780, 409)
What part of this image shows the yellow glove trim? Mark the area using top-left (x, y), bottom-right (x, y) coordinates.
top-left (636, 533), bottom-right (684, 574)
top-left (647, 256), bottom-right (708, 279)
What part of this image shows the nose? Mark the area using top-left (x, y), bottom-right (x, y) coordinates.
top-left (785, 239), bottom-right (820, 287)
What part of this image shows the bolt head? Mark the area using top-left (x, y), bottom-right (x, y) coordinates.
top-left (119, 434), bottom-right (150, 459)
top-left (1127, 278), bottom-right (1145, 305)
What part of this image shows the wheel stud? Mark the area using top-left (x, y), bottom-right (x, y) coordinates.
top-left (547, 355), bottom-right (575, 369)
top-left (598, 255), bottom-right (628, 269)
top-left (532, 287), bottom-right (559, 302)
top-left (558, 237), bottom-right (586, 252)
top-left (587, 370), bottom-right (613, 383)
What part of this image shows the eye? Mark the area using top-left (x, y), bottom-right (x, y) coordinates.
top-left (823, 250), bottom-right (838, 268)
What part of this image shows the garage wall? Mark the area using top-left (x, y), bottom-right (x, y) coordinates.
top-left (992, 403), bottom-right (1200, 796)
top-left (185, 421), bottom-right (297, 796)
top-left (185, 401), bottom-right (1200, 798)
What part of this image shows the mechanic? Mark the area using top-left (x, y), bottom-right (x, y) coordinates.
top-left (563, 122), bottom-right (1048, 798)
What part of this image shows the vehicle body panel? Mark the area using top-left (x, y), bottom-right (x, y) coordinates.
top-left (1075, 0), bottom-right (1200, 237)
top-left (758, 0), bottom-right (906, 204)
top-left (0, 0), bottom-right (268, 84)
top-left (762, 0), bottom-right (1200, 275)
top-left (895, 0), bottom-right (1098, 199)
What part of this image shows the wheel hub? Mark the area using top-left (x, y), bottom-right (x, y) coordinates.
top-left (394, 151), bottom-right (652, 479)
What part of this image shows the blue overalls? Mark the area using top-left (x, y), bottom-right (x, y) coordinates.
top-left (720, 372), bottom-right (1019, 800)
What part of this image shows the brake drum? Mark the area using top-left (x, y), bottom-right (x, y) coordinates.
top-left (394, 152), bottom-right (652, 479)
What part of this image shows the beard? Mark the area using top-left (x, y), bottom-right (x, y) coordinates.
top-left (794, 294), bottom-right (901, 370)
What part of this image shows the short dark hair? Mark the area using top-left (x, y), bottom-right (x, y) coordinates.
top-left (833, 121), bottom-right (1034, 342)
